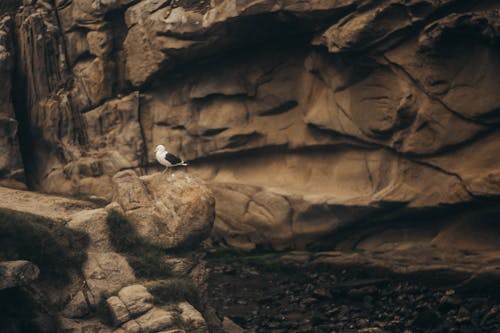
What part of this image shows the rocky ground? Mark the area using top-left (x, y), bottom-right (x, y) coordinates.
top-left (0, 179), bottom-right (214, 333)
top-left (206, 251), bottom-right (500, 333)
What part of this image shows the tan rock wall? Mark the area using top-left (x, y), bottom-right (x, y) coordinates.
top-left (3, 0), bottom-right (500, 249)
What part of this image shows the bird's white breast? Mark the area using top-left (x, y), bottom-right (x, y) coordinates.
top-left (156, 150), bottom-right (172, 167)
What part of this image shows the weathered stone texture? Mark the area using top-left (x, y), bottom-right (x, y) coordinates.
top-left (3, 0), bottom-right (500, 250)
top-left (0, 260), bottom-right (39, 290)
top-left (112, 170), bottom-right (215, 249)
top-left (0, 16), bottom-right (24, 188)
top-left (107, 284), bottom-right (207, 333)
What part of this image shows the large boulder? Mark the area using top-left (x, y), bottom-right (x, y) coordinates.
top-left (112, 170), bottom-right (215, 249)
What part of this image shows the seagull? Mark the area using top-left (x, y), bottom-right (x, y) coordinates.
top-left (155, 145), bottom-right (188, 174)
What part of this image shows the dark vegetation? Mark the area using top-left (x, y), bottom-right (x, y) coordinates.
top-left (64, 192), bottom-right (110, 206)
top-left (0, 287), bottom-right (61, 333)
top-left (107, 210), bottom-right (202, 323)
top-left (0, 208), bottom-right (89, 282)
top-left (0, 208), bottom-right (87, 333)
top-left (147, 278), bottom-right (199, 305)
top-left (0, 0), bottom-right (20, 13)
top-left (171, 0), bottom-right (211, 14)
top-left (205, 246), bottom-right (299, 272)
top-left (95, 297), bottom-right (114, 327)
top-left (46, 191), bottom-right (110, 207)
top-left (106, 210), bottom-right (172, 278)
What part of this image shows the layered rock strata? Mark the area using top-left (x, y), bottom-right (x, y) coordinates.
top-left (1, 0), bottom-right (500, 250)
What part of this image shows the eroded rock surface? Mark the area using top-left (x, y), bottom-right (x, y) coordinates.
top-left (1, 0), bottom-right (500, 251)
top-left (63, 208), bottom-right (136, 319)
top-left (112, 170), bottom-right (215, 249)
top-left (0, 180), bottom-right (214, 332)
top-left (0, 15), bottom-right (24, 189)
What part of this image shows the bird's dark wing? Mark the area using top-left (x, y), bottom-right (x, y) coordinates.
top-left (164, 152), bottom-right (182, 164)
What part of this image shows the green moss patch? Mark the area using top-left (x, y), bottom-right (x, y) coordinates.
top-left (94, 297), bottom-right (113, 326)
top-left (0, 208), bottom-right (89, 282)
top-left (106, 210), bottom-right (172, 278)
top-left (146, 278), bottom-right (199, 305)
top-left (0, 287), bottom-right (61, 333)
top-left (206, 246), bottom-right (298, 272)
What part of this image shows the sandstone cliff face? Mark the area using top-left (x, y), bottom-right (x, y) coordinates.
top-left (2, 0), bottom-right (500, 250)
top-left (0, 15), bottom-right (24, 188)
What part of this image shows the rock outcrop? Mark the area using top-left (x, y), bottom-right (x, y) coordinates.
top-left (2, 0), bottom-right (500, 331)
top-left (0, 180), bottom-right (214, 332)
top-left (112, 170), bottom-right (215, 249)
top-left (108, 284), bottom-right (208, 333)
top-left (62, 207), bottom-right (136, 319)
top-left (1, 0), bottom-right (500, 251)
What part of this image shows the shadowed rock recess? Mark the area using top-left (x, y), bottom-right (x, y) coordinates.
top-left (1, 0), bottom-right (500, 260)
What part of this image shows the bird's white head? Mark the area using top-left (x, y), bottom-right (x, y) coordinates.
top-left (155, 145), bottom-right (166, 153)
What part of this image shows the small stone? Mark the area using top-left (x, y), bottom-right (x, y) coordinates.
top-left (301, 297), bottom-right (318, 305)
top-left (177, 302), bottom-right (207, 331)
top-left (445, 289), bottom-right (455, 296)
top-left (457, 306), bottom-right (470, 318)
top-left (358, 327), bottom-right (383, 333)
top-left (118, 284), bottom-right (154, 317)
top-left (312, 288), bottom-right (331, 298)
top-left (107, 296), bottom-right (130, 326)
top-left (480, 306), bottom-right (499, 326)
top-left (121, 320), bottom-right (141, 333)
top-left (134, 308), bottom-right (175, 332)
top-left (356, 318), bottom-right (369, 327)
top-left (439, 295), bottom-right (462, 313)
